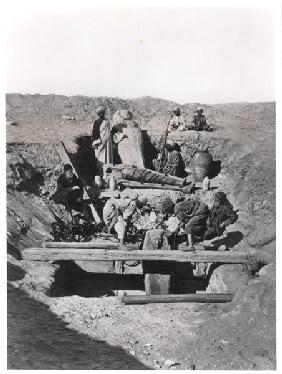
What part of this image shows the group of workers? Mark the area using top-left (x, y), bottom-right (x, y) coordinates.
top-left (52, 104), bottom-right (237, 249)
top-left (101, 189), bottom-right (238, 250)
top-left (168, 106), bottom-right (213, 132)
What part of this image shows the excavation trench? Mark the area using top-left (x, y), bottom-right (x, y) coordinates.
top-left (7, 129), bottom-right (275, 369)
top-left (7, 131), bottom-right (252, 299)
top-left (6, 96), bottom-right (275, 369)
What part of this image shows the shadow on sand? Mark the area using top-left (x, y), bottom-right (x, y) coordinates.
top-left (7, 282), bottom-right (150, 370)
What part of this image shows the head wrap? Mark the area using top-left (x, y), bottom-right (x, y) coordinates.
top-left (137, 195), bottom-right (148, 205)
top-left (96, 106), bottom-right (106, 114)
top-left (196, 106), bottom-right (203, 113)
top-left (166, 139), bottom-right (176, 148)
top-left (173, 106), bottom-right (181, 114)
top-left (63, 164), bottom-right (73, 172)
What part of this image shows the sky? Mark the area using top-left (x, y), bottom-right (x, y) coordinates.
top-left (5, 0), bottom-right (276, 104)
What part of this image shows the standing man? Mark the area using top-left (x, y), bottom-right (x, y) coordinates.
top-left (191, 107), bottom-right (211, 131)
top-left (92, 106), bottom-right (113, 175)
top-left (168, 106), bottom-right (187, 132)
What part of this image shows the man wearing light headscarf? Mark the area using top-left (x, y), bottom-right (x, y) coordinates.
top-left (92, 106), bottom-right (113, 175)
top-left (168, 106), bottom-right (187, 132)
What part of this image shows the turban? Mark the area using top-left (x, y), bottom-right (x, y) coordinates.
top-left (96, 106), bottom-right (105, 114)
top-left (172, 106), bottom-right (181, 114)
top-left (166, 139), bottom-right (176, 148)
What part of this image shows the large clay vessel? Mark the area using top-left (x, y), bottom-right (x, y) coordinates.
top-left (190, 150), bottom-right (213, 182)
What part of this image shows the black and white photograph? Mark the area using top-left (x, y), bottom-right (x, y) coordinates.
top-left (4, 0), bottom-right (278, 370)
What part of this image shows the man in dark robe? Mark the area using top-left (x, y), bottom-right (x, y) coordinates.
top-left (191, 107), bottom-right (212, 131)
top-left (174, 197), bottom-right (209, 250)
top-left (53, 164), bottom-right (90, 219)
top-left (204, 192), bottom-right (238, 239)
top-left (153, 140), bottom-right (186, 177)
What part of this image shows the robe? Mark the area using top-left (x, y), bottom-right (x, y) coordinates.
top-left (92, 117), bottom-right (113, 174)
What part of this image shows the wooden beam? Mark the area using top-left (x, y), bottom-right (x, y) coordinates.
top-left (56, 142), bottom-right (101, 224)
top-left (20, 248), bottom-right (251, 263)
top-left (44, 240), bottom-right (138, 250)
top-left (121, 293), bottom-right (234, 304)
top-left (44, 241), bottom-right (204, 251)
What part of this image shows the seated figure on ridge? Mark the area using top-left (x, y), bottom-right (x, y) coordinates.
top-left (189, 107), bottom-right (213, 132)
top-left (168, 106), bottom-right (187, 132)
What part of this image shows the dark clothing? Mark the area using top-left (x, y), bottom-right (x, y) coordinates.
top-left (91, 118), bottom-right (103, 143)
top-left (53, 174), bottom-right (83, 212)
top-left (174, 200), bottom-right (209, 237)
top-left (153, 149), bottom-right (186, 177)
top-left (192, 114), bottom-right (209, 131)
top-left (204, 200), bottom-right (238, 239)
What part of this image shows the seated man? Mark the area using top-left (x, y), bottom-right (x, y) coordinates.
top-left (190, 107), bottom-right (213, 131)
top-left (103, 194), bottom-right (148, 234)
top-left (53, 164), bottom-right (91, 220)
top-left (168, 107), bottom-right (187, 132)
top-left (204, 192), bottom-right (238, 240)
top-left (174, 197), bottom-right (209, 250)
top-left (152, 140), bottom-right (186, 178)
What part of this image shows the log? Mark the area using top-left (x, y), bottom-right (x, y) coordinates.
top-left (122, 293), bottom-right (234, 305)
top-left (145, 274), bottom-right (171, 295)
top-left (56, 142), bottom-right (101, 224)
top-left (44, 240), bottom-right (137, 250)
top-left (20, 248), bottom-right (251, 263)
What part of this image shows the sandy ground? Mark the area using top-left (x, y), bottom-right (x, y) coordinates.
top-left (8, 255), bottom-right (275, 370)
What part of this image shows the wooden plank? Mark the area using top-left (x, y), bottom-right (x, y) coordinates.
top-left (122, 293), bottom-right (234, 304)
top-left (20, 248), bottom-right (250, 263)
top-left (44, 240), bottom-right (138, 250)
top-left (56, 142), bottom-right (101, 224)
top-left (144, 274), bottom-right (171, 295)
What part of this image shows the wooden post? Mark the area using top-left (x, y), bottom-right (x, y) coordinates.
top-left (144, 274), bottom-right (171, 295)
top-left (122, 293), bottom-right (234, 305)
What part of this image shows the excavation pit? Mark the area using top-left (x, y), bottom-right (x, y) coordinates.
top-left (49, 260), bottom-right (209, 298)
